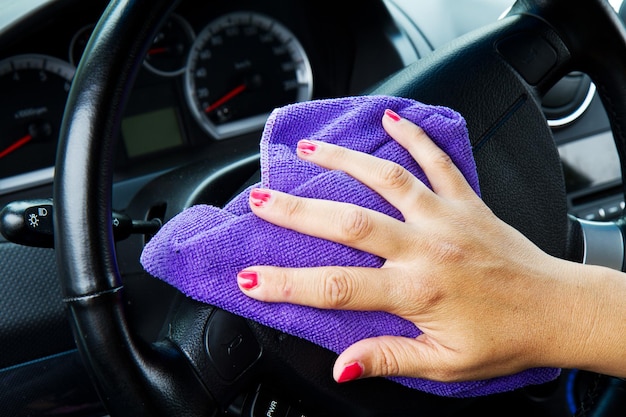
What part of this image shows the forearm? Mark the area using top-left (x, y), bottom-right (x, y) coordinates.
top-left (542, 260), bottom-right (626, 377)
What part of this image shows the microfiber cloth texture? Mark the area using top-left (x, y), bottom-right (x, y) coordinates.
top-left (140, 95), bottom-right (560, 397)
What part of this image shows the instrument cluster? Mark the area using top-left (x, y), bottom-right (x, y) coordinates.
top-left (0, 7), bottom-right (315, 193)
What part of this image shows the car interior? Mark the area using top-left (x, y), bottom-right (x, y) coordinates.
top-left (1, 0), bottom-right (626, 416)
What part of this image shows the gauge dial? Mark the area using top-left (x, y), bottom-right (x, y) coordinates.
top-left (144, 14), bottom-right (195, 76)
top-left (185, 11), bottom-right (313, 139)
top-left (0, 54), bottom-right (75, 181)
top-left (69, 24), bottom-right (95, 67)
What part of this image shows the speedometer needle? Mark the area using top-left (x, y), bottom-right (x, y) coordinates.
top-left (205, 84), bottom-right (247, 113)
top-left (0, 134), bottom-right (32, 159)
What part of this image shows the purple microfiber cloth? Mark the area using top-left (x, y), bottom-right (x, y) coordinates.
top-left (140, 95), bottom-right (560, 397)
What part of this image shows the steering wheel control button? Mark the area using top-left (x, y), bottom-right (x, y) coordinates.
top-left (251, 390), bottom-right (288, 417)
top-left (205, 309), bottom-right (262, 381)
top-left (496, 32), bottom-right (557, 85)
top-left (250, 386), bottom-right (307, 417)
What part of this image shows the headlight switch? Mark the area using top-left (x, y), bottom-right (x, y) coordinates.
top-left (0, 198), bottom-right (161, 248)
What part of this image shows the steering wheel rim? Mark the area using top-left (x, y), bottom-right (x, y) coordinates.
top-left (54, 0), bottom-right (626, 415)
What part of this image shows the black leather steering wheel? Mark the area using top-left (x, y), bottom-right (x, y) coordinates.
top-left (54, 0), bottom-right (626, 415)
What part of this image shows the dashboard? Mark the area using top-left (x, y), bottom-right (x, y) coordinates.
top-left (1, 0), bottom-right (622, 222)
top-left (0, 0), bottom-right (413, 201)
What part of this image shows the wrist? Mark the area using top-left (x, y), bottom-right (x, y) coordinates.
top-left (540, 261), bottom-right (626, 377)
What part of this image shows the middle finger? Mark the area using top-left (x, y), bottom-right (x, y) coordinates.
top-left (249, 188), bottom-right (415, 261)
top-left (296, 139), bottom-right (437, 222)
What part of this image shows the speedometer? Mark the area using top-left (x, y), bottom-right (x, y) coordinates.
top-left (185, 12), bottom-right (313, 140)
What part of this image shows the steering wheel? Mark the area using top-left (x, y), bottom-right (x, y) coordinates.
top-left (53, 0), bottom-right (626, 415)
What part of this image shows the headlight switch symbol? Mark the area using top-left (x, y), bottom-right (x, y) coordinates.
top-left (28, 213), bottom-right (39, 228)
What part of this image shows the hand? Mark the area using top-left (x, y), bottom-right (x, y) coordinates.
top-left (236, 109), bottom-right (595, 383)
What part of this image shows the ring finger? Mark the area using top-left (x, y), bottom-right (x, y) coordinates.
top-left (238, 264), bottom-right (414, 313)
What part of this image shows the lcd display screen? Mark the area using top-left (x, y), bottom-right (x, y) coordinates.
top-left (121, 107), bottom-right (184, 158)
top-left (558, 131), bottom-right (621, 193)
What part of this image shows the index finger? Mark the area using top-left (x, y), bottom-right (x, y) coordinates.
top-left (381, 109), bottom-right (476, 198)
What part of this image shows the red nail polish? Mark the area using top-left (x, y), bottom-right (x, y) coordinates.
top-left (250, 188), bottom-right (271, 207)
top-left (384, 108), bottom-right (401, 122)
top-left (337, 362), bottom-right (363, 383)
top-left (297, 139), bottom-right (317, 155)
top-left (237, 270), bottom-right (258, 290)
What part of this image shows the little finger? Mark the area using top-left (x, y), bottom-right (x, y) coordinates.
top-left (333, 335), bottom-right (455, 383)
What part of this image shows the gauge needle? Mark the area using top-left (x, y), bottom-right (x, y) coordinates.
top-left (205, 84), bottom-right (247, 113)
top-left (0, 134), bottom-right (32, 159)
top-left (148, 47), bottom-right (168, 55)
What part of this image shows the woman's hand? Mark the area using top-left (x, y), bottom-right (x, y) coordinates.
top-left (236, 109), bottom-right (620, 383)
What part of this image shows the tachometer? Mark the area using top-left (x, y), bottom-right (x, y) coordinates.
top-left (0, 54), bottom-right (74, 185)
top-left (185, 11), bottom-right (313, 139)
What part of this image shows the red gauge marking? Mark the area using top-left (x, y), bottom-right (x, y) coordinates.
top-left (148, 47), bottom-right (168, 55)
top-left (0, 134), bottom-right (33, 159)
top-left (205, 84), bottom-right (247, 113)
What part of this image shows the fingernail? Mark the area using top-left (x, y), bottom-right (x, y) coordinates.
top-left (297, 139), bottom-right (317, 155)
top-left (237, 270), bottom-right (258, 290)
top-left (337, 362), bottom-right (363, 383)
top-left (250, 188), bottom-right (271, 207)
top-left (384, 108), bottom-right (402, 122)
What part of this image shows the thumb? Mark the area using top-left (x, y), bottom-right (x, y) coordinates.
top-left (333, 335), bottom-right (447, 383)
